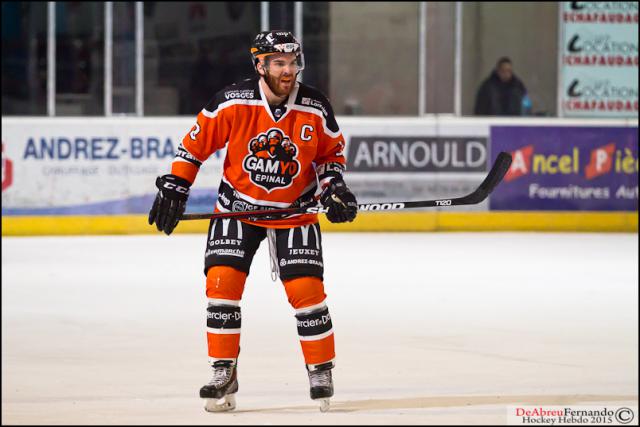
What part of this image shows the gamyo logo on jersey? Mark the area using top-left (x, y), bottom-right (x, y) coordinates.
top-left (242, 128), bottom-right (300, 192)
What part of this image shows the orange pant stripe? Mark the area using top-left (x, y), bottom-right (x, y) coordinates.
top-left (283, 276), bottom-right (326, 309)
top-left (300, 333), bottom-right (335, 365)
top-left (207, 332), bottom-right (241, 359)
top-left (206, 265), bottom-right (247, 300)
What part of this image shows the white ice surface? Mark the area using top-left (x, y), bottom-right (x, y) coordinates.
top-left (2, 232), bottom-right (638, 424)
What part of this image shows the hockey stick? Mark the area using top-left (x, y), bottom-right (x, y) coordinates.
top-left (181, 151), bottom-right (513, 221)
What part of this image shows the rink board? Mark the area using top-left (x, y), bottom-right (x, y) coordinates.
top-left (2, 116), bottom-right (637, 235)
top-left (2, 211), bottom-right (637, 235)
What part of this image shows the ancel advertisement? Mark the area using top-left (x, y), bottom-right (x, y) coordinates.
top-left (490, 125), bottom-right (638, 211)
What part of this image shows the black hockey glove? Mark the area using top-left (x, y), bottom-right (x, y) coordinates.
top-left (148, 174), bottom-right (191, 235)
top-left (320, 177), bottom-right (358, 223)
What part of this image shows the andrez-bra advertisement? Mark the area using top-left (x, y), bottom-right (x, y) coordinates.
top-left (1, 118), bottom-right (225, 216)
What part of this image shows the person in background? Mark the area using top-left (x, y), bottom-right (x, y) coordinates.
top-left (474, 57), bottom-right (530, 116)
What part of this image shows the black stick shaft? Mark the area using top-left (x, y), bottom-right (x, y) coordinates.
top-left (181, 152), bottom-right (512, 221)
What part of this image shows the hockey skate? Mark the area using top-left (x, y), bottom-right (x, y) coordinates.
top-left (307, 363), bottom-right (334, 412)
top-left (200, 360), bottom-right (238, 412)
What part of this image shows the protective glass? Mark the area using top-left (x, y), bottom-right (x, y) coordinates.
top-left (262, 53), bottom-right (305, 74)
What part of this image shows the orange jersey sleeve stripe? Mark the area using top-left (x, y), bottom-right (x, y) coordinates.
top-left (171, 161), bottom-right (199, 183)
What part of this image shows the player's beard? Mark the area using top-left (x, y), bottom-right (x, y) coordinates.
top-left (264, 71), bottom-right (294, 97)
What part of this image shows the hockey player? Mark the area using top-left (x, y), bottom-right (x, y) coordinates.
top-left (148, 30), bottom-right (358, 412)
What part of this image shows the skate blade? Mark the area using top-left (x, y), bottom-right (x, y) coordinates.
top-left (315, 398), bottom-right (330, 412)
top-left (204, 393), bottom-right (236, 412)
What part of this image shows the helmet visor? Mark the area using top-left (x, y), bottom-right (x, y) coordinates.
top-left (260, 52), bottom-right (305, 73)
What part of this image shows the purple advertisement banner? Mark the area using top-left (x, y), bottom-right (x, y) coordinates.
top-left (490, 126), bottom-right (638, 211)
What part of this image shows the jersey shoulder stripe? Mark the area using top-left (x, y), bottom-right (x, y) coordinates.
top-left (203, 77), bottom-right (261, 114)
top-left (175, 143), bottom-right (202, 167)
top-left (293, 83), bottom-right (340, 134)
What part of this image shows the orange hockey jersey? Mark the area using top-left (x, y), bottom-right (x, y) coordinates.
top-left (171, 77), bottom-right (346, 228)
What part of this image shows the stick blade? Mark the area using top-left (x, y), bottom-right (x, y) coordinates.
top-left (457, 151), bottom-right (512, 205)
top-left (479, 151), bottom-right (512, 195)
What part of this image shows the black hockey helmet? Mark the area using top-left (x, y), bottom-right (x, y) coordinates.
top-left (250, 30), bottom-right (305, 71)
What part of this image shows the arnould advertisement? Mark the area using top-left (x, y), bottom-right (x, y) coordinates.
top-left (559, 1), bottom-right (638, 117)
top-left (343, 133), bottom-right (490, 211)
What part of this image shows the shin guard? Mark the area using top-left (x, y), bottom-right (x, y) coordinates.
top-left (206, 266), bottom-right (247, 364)
top-left (284, 277), bottom-right (335, 366)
